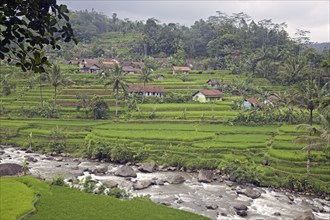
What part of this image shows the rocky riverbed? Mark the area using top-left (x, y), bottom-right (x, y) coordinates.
top-left (0, 145), bottom-right (329, 220)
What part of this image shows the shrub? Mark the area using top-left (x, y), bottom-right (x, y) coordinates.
top-left (111, 144), bottom-right (135, 163)
top-left (285, 175), bottom-right (314, 192)
top-left (51, 173), bottom-right (65, 186)
top-left (89, 95), bottom-right (108, 119)
top-left (22, 102), bottom-right (59, 118)
top-left (108, 187), bottom-right (129, 199)
top-left (220, 161), bottom-right (263, 185)
top-left (49, 126), bottom-right (66, 154)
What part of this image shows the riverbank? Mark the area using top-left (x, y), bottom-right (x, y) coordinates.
top-left (1, 145), bottom-right (329, 220)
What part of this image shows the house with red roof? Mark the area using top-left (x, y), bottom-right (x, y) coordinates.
top-left (242, 98), bottom-right (260, 109)
top-left (173, 66), bottom-right (191, 74)
top-left (128, 85), bottom-right (165, 98)
top-left (192, 90), bottom-right (224, 103)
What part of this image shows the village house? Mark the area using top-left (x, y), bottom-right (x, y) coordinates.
top-left (206, 79), bottom-right (229, 89)
top-left (264, 93), bottom-right (280, 107)
top-left (64, 58), bottom-right (118, 73)
top-left (122, 61), bottom-right (145, 74)
top-left (192, 89), bottom-right (224, 103)
top-left (81, 59), bottom-right (101, 73)
top-left (128, 85), bottom-right (165, 98)
top-left (172, 66), bottom-right (191, 74)
top-left (242, 98), bottom-right (260, 109)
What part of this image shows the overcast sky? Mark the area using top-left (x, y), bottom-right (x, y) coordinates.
top-left (59, 0), bottom-right (329, 43)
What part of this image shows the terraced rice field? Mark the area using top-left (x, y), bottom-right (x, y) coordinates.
top-left (1, 65), bottom-right (329, 192)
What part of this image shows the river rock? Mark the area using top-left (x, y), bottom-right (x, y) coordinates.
top-left (233, 204), bottom-right (248, 211)
top-left (133, 180), bottom-right (152, 190)
top-left (102, 180), bottom-right (118, 188)
top-left (0, 150), bottom-right (5, 155)
top-left (114, 165), bottom-right (137, 177)
top-left (236, 210), bottom-right (248, 217)
top-left (273, 212), bottom-right (281, 216)
top-left (206, 204), bottom-right (218, 210)
top-left (293, 211), bottom-right (315, 220)
top-left (238, 187), bottom-right (261, 199)
top-left (138, 162), bottom-right (156, 173)
top-left (158, 180), bottom-right (165, 185)
top-left (24, 156), bottom-right (38, 162)
top-left (25, 148), bottom-right (33, 153)
top-left (92, 165), bottom-right (108, 174)
top-left (167, 166), bottom-right (177, 171)
top-left (0, 163), bottom-right (25, 176)
top-left (166, 174), bottom-right (185, 184)
top-left (198, 169), bottom-right (213, 183)
top-left (55, 157), bottom-right (63, 162)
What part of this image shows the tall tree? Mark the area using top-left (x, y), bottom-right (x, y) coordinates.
top-left (139, 68), bottom-right (153, 86)
top-left (105, 64), bottom-right (128, 116)
top-left (295, 110), bottom-right (330, 175)
top-left (49, 64), bottom-right (65, 104)
top-left (0, 0), bottom-right (77, 72)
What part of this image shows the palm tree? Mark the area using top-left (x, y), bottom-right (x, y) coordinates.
top-left (49, 64), bottom-right (65, 104)
top-left (105, 64), bottom-right (128, 116)
top-left (139, 68), bottom-right (153, 86)
top-left (294, 80), bottom-right (329, 126)
top-left (37, 71), bottom-right (49, 107)
top-left (295, 110), bottom-right (330, 175)
top-left (278, 57), bottom-right (308, 85)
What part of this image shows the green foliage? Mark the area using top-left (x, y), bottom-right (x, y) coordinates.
top-left (107, 187), bottom-right (129, 199)
top-left (51, 173), bottom-right (65, 186)
top-left (220, 161), bottom-right (263, 185)
top-left (89, 95), bottom-right (108, 119)
top-left (111, 144), bottom-right (135, 163)
top-left (49, 126), bottom-right (67, 154)
top-left (22, 102), bottom-right (59, 118)
top-left (0, 0), bottom-right (77, 72)
top-left (233, 108), bottom-right (308, 125)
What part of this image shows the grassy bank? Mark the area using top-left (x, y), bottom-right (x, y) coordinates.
top-left (0, 176), bottom-right (209, 220)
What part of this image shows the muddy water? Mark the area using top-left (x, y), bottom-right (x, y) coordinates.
top-left (1, 145), bottom-right (329, 220)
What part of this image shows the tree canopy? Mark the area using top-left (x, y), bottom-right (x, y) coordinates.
top-left (0, 0), bottom-right (77, 72)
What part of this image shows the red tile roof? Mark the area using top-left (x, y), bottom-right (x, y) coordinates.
top-left (128, 85), bottom-right (164, 93)
top-left (245, 98), bottom-right (259, 105)
top-left (173, 66), bottom-right (191, 71)
top-left (199, 90), bottom-right (224, 97)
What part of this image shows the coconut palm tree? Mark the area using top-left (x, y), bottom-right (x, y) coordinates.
top-left (294, 80), bottom-right (329, 126)
top-left (37, 71), bottom-right (49, 107)
top-left (49, 64), bottom-right (65, 104)
top-left (139, 68), bottom-right (153, 86)
top-left (105, 64), bottom-right (128, 116)
top-left (295, 110), bottom-right (330, 175)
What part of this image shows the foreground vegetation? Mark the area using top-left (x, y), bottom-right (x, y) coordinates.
top-left (0, 176), bottom-right (208, 220)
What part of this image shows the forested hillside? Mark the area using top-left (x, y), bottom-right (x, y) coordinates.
top-left (55, 10), bottom-right (329, 87)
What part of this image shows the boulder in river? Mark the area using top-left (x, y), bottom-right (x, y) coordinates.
top-left (92, 165), bottom-right (108, 174)
top-left (236, 210), bottom-right (248, 217)
top-left (102, 180), bottom-right (118, 188)
top-left (0, 163), bottom-right (26, 176)
top-left (133, 180), bottom-right (152, 190)
top-left (206, 204), bottom-right (218, 210)
top-left (138, 162), bottom-right (156, 173)
top-left (293, 211), bottom-right (315, 220)
top-left (233, 204), bottom-right (248, 211)
top-left (198, 169), bottom-right (213, 183)
top-left (238, 187), bottom-right (261, 199)
top-left (166, 174), bottom-right (185, 184)
top-left (24, 156), bottom-right (38, 163)
top-left (114, 165), bottom-right (137, 178)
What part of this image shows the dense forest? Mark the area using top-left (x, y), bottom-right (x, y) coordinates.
top-left (56, 10), bottom-right (329, 87)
